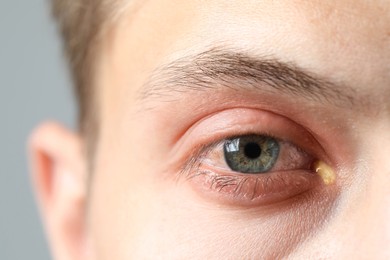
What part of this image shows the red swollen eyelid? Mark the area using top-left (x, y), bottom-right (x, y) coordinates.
top-left (170, 107), bottom-right (325, 163)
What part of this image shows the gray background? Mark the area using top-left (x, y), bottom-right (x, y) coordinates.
top-left (1, 0), bottom-right (75, 259)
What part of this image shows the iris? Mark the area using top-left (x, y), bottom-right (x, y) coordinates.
top-left (223, 135), bottom-right (280, 173)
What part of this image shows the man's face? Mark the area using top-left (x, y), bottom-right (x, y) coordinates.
top-left (32, 0), bottom-right (390, 259)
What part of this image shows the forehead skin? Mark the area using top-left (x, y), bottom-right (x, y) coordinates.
top-left (89, 0), bottom-right (390, 259)
top-left (97, 0), bottom-right (390, 126)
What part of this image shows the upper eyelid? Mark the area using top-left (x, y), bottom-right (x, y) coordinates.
top-left (170, 107), bottom-right (330, 178)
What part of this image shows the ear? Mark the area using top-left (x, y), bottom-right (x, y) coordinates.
top-left (29, 122), bottom-right (91, 260)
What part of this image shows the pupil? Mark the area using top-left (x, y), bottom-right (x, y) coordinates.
top-left (244, 142), bottom-right (262, 159)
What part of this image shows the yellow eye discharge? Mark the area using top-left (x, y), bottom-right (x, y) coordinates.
top-left (312, 160), bottom-right (335, 185)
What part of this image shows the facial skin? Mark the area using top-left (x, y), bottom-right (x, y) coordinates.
top-left (30, 0), bottom-right (390, 259)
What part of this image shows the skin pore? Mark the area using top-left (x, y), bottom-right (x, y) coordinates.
top-left (30, 0), bottom-right (390, 259)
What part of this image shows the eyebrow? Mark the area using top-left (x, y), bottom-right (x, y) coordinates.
top-left (139, 47), bottom-right (362, 110)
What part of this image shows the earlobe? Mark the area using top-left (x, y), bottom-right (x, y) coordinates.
top-left (29, 122), bottom-right (90, 260)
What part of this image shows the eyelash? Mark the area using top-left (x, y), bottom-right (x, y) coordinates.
top-left (178, 132), bottom-right (322, 206)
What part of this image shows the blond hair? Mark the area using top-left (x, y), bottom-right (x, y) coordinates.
top-left (52, 0), bottom-right (132, 156)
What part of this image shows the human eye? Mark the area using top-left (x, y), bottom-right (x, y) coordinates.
top-left (206, 134), bottom-right (311, 174)
top-left (175, 108), bottom-right (332, 207)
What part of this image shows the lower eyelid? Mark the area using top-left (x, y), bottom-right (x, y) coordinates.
top-left (186, 168), bottom-right (321, 207)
